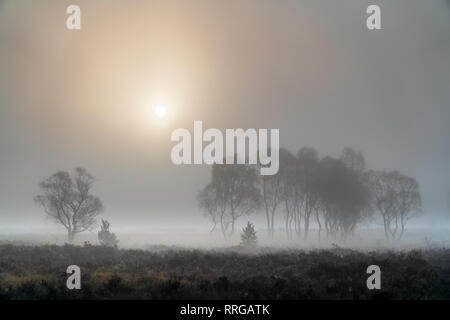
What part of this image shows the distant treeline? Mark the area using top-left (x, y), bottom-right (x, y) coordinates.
top-left (199, 147), bottom-right (421, 241)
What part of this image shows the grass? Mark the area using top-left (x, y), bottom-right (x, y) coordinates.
top-left (0, 244), bottom-right (448, 300)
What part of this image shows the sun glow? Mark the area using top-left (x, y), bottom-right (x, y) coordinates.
top-left (154, 105), bottom-right (168, 119)
top-left (139, 94), bottom-right (177, 128)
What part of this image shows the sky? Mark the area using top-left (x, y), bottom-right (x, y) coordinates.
top-left (0, 0), bottom-right (449, 231)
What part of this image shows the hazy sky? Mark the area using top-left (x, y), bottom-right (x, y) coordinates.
top-left (0, 0), bottom-right (449, 230)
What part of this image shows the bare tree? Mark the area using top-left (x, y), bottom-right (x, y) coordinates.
top-left (260, 148), bottom-right (294, 237)
top-left (277, 150), bottom-right (298, 239)
top-left (35, 168), bottom-right (103, 242)
top-left (367, 170), bottom-right (421, 240)
top-left (278, 148), bottom-right (367, 241)
top-left (341, 147), bottom-right (366, 175)
top-left (396, 174), bottom-right (421, 240)
top-left (281, 175), bottom-right (297, 240)
top-left (296, 147), bottom-right (320, 240)
top-left (198, 161), bottom-right (261, 239)
top-left (261, 169), bottom-right (281, 237)
top-left (316, 156), bottom-right (369, 240)
top-left (197, 184), bottom-right (220, 235)
top-left (367, 170), bottom-right (397, 240)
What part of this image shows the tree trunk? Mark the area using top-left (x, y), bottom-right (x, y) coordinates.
top-left (209, 220), bottom-right (217, 237)
top-left (67, 230), bottom-right (75, 243)
top-left (229, 218), bottom-right (235, 238)
top-left (304, 215), bottom-right (310, 240)
top-left (285, 215), bottom-right (290, 240)
top-left (399, 214), bottom-right (406, 240)
top-left (220, 213), bottom-right (227, 239)
top-left (393, 215), bottom-right (399, 240)
top-left (270, 209), bottom-right (275, 238)
top-left (315, 210), bottom-right (321, 242)
top-left (383, 215), bottom-right (389, 240)
top-left (265, 206), bottom-right (271, 237)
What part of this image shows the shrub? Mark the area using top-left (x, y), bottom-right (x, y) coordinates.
top-left (241, 222), bottom-right (257, 247)
top-left (98, 220), bottom-right (119, 248)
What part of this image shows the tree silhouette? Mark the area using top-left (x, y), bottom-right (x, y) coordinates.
top-left (366, 170), bottom-right (421, 240)
top-left (198, 160), bottom-right (261, 239)
top-left (315, 155), bottom-right (370, 240)
top-left (296, 147), bottom-right (321, 240)
top-left (35, 168), bottom-right (103, 242)
top-left (261, 148), bottom-right (295, 238)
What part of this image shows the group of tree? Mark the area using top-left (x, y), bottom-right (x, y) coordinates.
top-left (197, 162), bottom-right (261, 239)
top-left (34, 152), bottom-right (421, 244)
top-left (198, 147), bottom-right (421, 241)
top-left (366, 170), bottom-right (421, 240)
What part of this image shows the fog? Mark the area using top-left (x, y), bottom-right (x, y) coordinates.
top-left (0, 1), bottom-right (449, 248)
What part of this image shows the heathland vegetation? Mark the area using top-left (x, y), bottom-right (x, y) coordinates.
top-left (0, 244), bottom-right (448, 300)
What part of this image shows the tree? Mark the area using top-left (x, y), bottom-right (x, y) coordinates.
top-left (396, 174), bottom-right (421, 239)
top-left (366, 170), bottom-right (396, 240)
top-left (35, 167), bottom-right (103, 242)
top-left (340, 147), bottom-right (373, 231)
top-left (198, 160), bottom-right (261, 239)
top-left (260, 148), bottom-right (294, 237)
top-left (341, 147), bottom-right (366, 175)
top-left (197, 184), bottom-right (220, 235)
top-left (367, 170), bottom-right (421, 240)
top-left (240, 221), bottom-right (257, 247)
top-left (98, 219), bottom-right (119, 248)
top-left (316, 157), bottom-right (370, 240)
top-left (296, 147), bottom-right (320, 240)
top-left (276, 147), bottom-right (368, 241)
top-left (276, 150), bottom-right (298, 239)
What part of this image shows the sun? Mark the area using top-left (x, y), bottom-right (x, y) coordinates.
top-left (154, 105), bottom-right (168, 119)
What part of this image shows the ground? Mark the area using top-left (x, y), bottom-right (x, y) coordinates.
top-left (0, 244), bottom-right (448, 300)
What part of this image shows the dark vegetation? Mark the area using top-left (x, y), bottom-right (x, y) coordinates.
top-left (98, 219), bottom-right (119, 248)
top-left (0, 244), bottom-right (448, 300)
top-left (241, 222), bottom-right (258, 247)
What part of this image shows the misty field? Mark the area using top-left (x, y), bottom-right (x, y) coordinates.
top-left (0, 244), bottom-right (448, 300)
